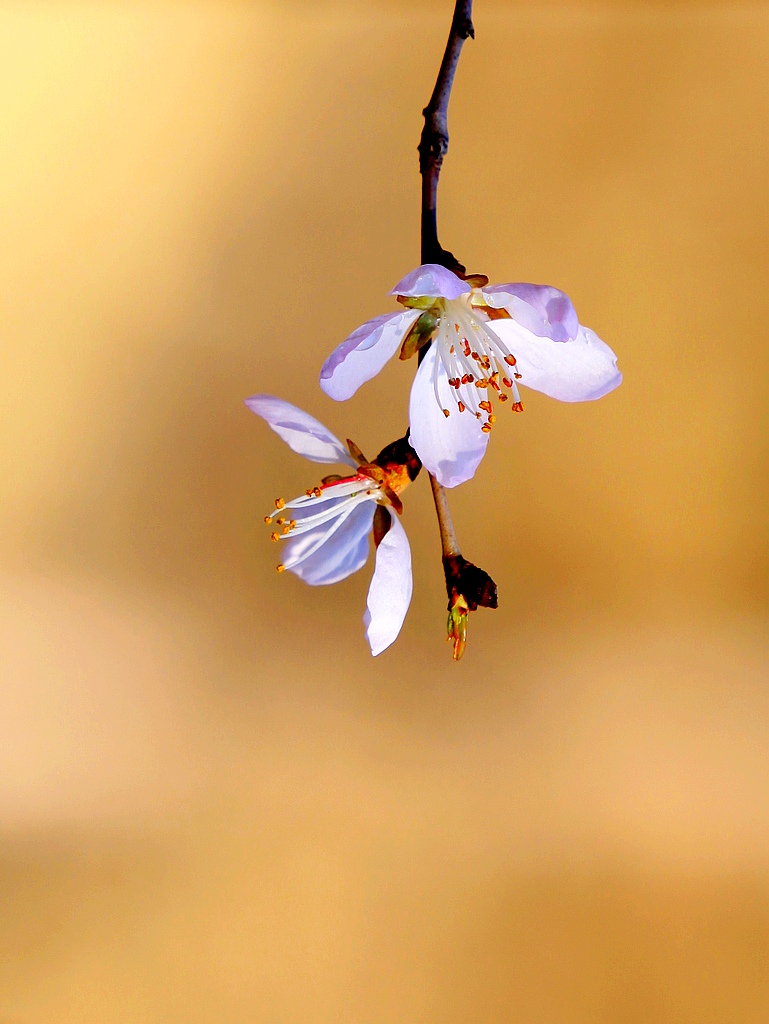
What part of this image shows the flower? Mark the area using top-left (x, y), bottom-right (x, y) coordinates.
top-left (320, 264), bottom-right (622, 488)
top-left (244, 394), bottom-right (420, 656)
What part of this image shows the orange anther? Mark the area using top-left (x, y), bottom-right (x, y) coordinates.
top-left (276, 564), bottom-right (285, 573)
top-left (458, 401), bottom-right (466, 413)
top-left (504, 354), bottom-right (517, 366)
top-left (512, 401), bottom-right (524, 413)
top-left (271, 532), bottom-right (280, 542)
top-left (274, 498), bottom-right (285, 509)
top-left (443, 408), bottom-right (450, 418)
top-left (503, 377), bottom-right (513, 388)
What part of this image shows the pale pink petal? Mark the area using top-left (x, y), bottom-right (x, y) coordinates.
top-left (320, 310), bottom-right (420, 401)
top-left (245, 395), bottom-right (357, 466)
top-left (390, 264), bottom-right (470, 301)
top-left (482, 283), bottom-right (580, 343)
top-left (408, 344), bottom-right (490, 488)
top-left (283, 500), bottom-right (375, 586)
top-left (489, 320), bottom-right (622, 402)
top-left (363, 509), bottom-right (412, 656)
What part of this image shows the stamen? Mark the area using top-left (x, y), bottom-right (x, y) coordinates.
top-left (458, 401), bottom-right (466, 413)
top-left (274, 498), bottom-right (285, 510)
top-left (443, 408), bottom-right (450, 418)
top-left (263, 515), bottom-right (272, 524)
top-left (504, 354), bottom-right (517, 366)
top-left (276, 564), bottom-right (285, 572)
top-left (512, 401), bottom-right (524, 413)
top-left (481, 423), bottom-right (491, 433)
top-left (281, 495), bottom-right (370, 572)
top-left (271, 532), bottom-right (280, 542)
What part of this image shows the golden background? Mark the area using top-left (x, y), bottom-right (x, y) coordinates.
top-left (1, 1), bottom-right (767, 1020)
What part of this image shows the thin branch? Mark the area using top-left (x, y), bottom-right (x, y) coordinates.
top-left (417, 1), bottom-right (496, 658)
top-left (418, 0), bottom-right (474, 271)
top-left (429, 472), bottom-right (460, 557)
top-left (419, 0), bottom-right (473, 564)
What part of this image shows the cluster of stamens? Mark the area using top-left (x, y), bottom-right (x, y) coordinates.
top-left (429, 299), bottom-right (525, 432)
top-left (263, 476), bottom-right (383, 574)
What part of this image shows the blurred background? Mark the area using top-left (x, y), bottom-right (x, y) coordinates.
top-left (1, 1), bottom-right (768, 1020)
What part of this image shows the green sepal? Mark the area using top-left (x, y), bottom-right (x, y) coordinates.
top-left (396, 295), bottom-right (435, 310)
top-left (399, 311), bottom-right (438, 360)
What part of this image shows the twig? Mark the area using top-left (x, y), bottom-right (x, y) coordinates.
top-left (418, 0), bottom-right (474, 272)
top-left (417, 1), bottom-right (497, 659)
top-left (419, 0), bottom-right (473, 566)
top-left (429, 472), bottom-right (460, 557)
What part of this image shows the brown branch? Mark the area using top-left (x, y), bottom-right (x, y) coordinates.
top-left (419, 0), bottom-right (474, 570)
top-left (417, 0), bottom-right (497, 659)
top-left (429, 472), bottom-right (460, 557)
top-left (418, 0), bottom-right (474, 272)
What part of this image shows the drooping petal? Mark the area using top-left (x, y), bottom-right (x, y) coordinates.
top-left (363, 509), bottom-right (412, 656)
top-left (320, 310), bottom-right (420, 401)
top-left (245, 394), bottom-right (357, 466)
top-left (283, 499), bottom-right (375, 586)
top-left (390, 264), bottom-right (471, 301)
top-left (408, 344), bottom-right (490, 488)
top-left (482, 283), bottom-right (580, 343)
top-left (488, 319), bottom-right (622, 402)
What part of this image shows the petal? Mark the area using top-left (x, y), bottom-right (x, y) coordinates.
top-left (488, 320), bottom-right (622, 402)
top-left (408, 344), bottom-right (490, 488)
top-left (482, 283), bottom-right (580, 343)
top-left (319, 309), bottom-right (420, 401)
top-left (245, 394), bottom-right (357, 466)
top-left (283, 500), bottom-right (375, 586)
top-left (389, 264), bottom-right (471, 301)
top-left (363, 508), bottom-right (412, 656)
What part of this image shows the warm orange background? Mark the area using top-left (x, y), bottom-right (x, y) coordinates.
top-left (1, 2), bottom-right (768, 1020)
